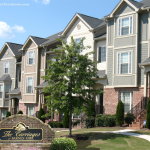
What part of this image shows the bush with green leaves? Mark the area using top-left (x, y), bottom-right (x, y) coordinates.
top-left (95, 114), bottom-right (116, 127)
top-left (48, 121), bottom-right (64, 128)
top-left (146, 99), bottom-right (150, 129)
top-left (85, 117), bottom-right (95, 128)
top-left (116, 100), bottom-right (124, 126)
top-left (50, 138), bottom-right (77, 150)
top-left (17, 110), bottom-right (23, 114)
top-left (6, 111), bottom-right (11, 117)
top-left (125, 113), bottom-right (135, 126)
top-left (38, 108), bottom-right (46, 122)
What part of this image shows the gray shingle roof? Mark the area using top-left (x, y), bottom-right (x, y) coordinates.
top-left (141, 0), bottom-right (150, 8)
top-left (9, 88), bottom-right (21, 95)
top-left (78, 13), bottom-right (106, 29)
top-left (30, 36), bottom-right (48, 46)
top-left (0, 74), bottom-right (11, 82)
top-left (6, 42), bottom-right (23, 57)
top-left (41, 32), bottom-right (62, 46)
top-left (128, 0), bottom-right (143, 8)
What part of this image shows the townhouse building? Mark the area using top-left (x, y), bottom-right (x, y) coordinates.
top-left (1, 0), bottom-right (150, 127)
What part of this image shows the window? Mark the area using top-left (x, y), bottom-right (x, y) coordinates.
top-left (75, 38), bottom-right (82, 53)
top-left (26, 77), bottom-right (34, 93)
top-left (98, 46), bottom-right (106, 62)
top-left (4, 62), bottom-right (9, 74)
top-left (121, 92), bottom-right (132, 113)
top-left (5, 84), bottom-right (10, 98)
top-left (1, 109), bottom-right (7, 118)
top-left (118, 51), bottom-right (132, 74)
top-left (0, 85), bottom-right (3, 98)
top-left (28, 105), bottom-right (35, 116)
top-left (27, 51), bottom-right (35, 65)
top-left (118, 16), bottom-right (133, 36)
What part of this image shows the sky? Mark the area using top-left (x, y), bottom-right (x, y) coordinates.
top-left (0, 0), bottom-right (140, 48)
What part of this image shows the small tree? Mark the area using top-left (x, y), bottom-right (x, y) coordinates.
top-left (6, 111), bottom-right (11, 117)
top-left (44, 37), bottom-right (100, 137)
top-left (146, 99), bottom-right (150, 129)
top-left (116, 100), bottom-right (124, 126)
top-left (38, 108), bottom-right (46, 122)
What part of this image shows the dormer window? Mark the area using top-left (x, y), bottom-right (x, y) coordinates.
top-left (118, 16), bottom-right (133, 36)
top-left (27, 51), bottom-right (35, 65)
top-left (4, 62), bottom-right (9, 74)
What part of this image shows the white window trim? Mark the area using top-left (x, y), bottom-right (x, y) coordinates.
top-left (26, 76), bottom-right (34, 94)
top-left (3, 62), bottom-right (9, 74)
top-left (117, 15), bottom-right (133, 36)
top-left (117, 51), bottom-right (132, 75)
top-left (27, 50), bottom-right (35, 65)
top-left (121, 91), bottom-right (132, 112)
top-left (97, 45), bottom-right (106, 63)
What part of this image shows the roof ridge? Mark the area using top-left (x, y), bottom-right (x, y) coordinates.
top-left (77, 13), bottom-right (101, 20)
top-left (6, 42), bottom-right (23, 46)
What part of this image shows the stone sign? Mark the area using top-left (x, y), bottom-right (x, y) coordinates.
top-left (0, 115), bottom-right (55, 144)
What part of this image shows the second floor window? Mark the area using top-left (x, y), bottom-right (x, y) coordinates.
top-left (118, 16), bottom-right (133, 36)
top-left (118, 51), bottom-right (132, 74)
top-left (98, 46), bottom-right (106, 63)
top-left (4, 62), bottom-right (9, 74)
top-left (75, 38), bottom-right (82, 53)
top-left (28, 51), bottom-right (35, 65)
top-left (26, 77), bottom-right (34, 93)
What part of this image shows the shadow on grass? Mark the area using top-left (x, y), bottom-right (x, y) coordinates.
top-left (75, 132), bottom-right (130, 150)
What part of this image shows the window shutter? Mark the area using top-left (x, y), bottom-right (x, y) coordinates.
top-left (118, 19), bottom-right (121, 36)
top-left (130, 16), bottom-right (132, 34)
top-left (98, 47), bottom-right (101, 62)
top-left (118, 53), bottom-right (120, 74)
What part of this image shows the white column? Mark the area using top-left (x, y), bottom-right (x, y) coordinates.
top-left (144, 73), bottom-right (148, 97)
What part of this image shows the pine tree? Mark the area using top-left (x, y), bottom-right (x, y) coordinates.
top-left (116, 100), bottom-right (124, 126)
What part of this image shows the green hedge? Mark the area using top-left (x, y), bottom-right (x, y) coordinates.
top-left (95, 115), bottom-right (116, 127)
top-left (48, 121), bottom-right (64, 128)
top-left (85, 117), bottom-right (95, 128)
top-left (50, 138), bottom-right (77, 150)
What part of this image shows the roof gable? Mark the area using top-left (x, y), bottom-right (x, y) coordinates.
top-left (61, 13), bottom-right (104, 36)
top-left (108, 0), bottom-right (140, 18)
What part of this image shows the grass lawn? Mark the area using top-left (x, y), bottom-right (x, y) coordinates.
top-left (56, 128), bottom-right (150, 150)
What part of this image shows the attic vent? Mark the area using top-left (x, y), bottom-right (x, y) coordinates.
top-left (77, 24), bottom-right (81, 30)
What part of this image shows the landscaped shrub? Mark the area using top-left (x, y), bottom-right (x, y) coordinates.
top-left (125, 113), bottom-right (135, 126)
top-left (50, 138), bottom-right (77, 150)
top-left (85, 117), bottom-right (95, 128)
top-left (48, 121), bottom-right (64, 128)
top-left (37, 108), bottom-right (46, 122)
top-left (116, 100), bottom-right (124, 126)
top-left (95, 114), bottom-right (116, 127)
top-left (63, 112), bottom-right (69, 128)
top-left (146, 99), bottom-right (150, 129)
top-left (6, 111), bottom-right (11, 117)
top-left (17, 110), bottom-right (23, 114)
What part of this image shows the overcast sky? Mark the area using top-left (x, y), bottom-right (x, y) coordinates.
top-left (0, 0), bottom-right (134, 48)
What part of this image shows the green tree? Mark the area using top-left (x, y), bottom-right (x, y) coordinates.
top-left (116, 100), bottom-right (124, 126)
top-left (38, 108), bottom-right (46, 122)
top-left (6, 111), bottom-right (11, 117)
top-left (44, 37), bottom-right (100, 137)
top-left (146, 99), bottom-right (150, 129)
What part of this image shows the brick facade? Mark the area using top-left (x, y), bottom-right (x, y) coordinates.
top-left (103, 87), bottom-right (144, 114)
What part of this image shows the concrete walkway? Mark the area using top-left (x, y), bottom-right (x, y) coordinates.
top-left (56, 128), bottom-right (150, 142)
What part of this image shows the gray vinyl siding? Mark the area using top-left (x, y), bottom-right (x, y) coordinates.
top-left (115, 3), bottom-right (134, 15)
top-left (138, 44), bottom-right (148, 85)
top-left (139, 13), bottom-right (148, 41)
top-left (107, 48), bottom-right (113, 85)
top-left (108, 20), bottom-right (114, 46)
top-left (113, 76), bottom-right (136, 86)
top-left (114, 36), bottom-right (136, 47)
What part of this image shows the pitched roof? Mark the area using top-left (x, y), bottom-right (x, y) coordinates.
top-left (140, 57), bottom-right (150, 66)
top-left (41, 32), bottom-right (62, 46)
top-left (36, 81), bottom-right (48, 89)
top-left (78, 13), bottom-right (105, 29)
top-left (30, 36), bottom-right (48, 46)
top-left (0, 74), bottom-right (11, 82)
top-left (97, 70), bottom-right (107, 78)
top-left (140, 0), bottom-right (150, 8)
top-left (128, 0), bottom-right (143, 8)
top-left (6, 42), bottom-right (22, 57)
